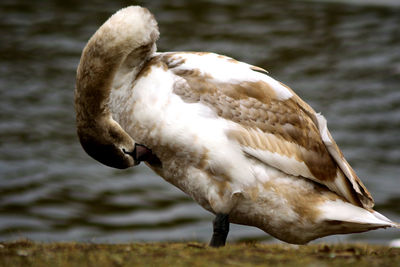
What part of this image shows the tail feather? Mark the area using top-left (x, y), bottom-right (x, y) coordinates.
top-left (372, 211), bottom-right (400, 228)
top-left (320, 199), bottom-right (398, 231)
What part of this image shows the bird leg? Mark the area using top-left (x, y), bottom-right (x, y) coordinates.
top-left (209, 213), bottom-right (230, 247)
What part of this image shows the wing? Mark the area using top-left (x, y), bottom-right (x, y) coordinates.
top-left (147, 51), bottom-right (374, 209)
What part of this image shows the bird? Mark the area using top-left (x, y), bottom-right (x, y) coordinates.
top-left (75, 6), bottom-right (399, 247)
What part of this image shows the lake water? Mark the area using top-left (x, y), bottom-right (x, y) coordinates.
top-left (0, 0), bottom-right (399, 244)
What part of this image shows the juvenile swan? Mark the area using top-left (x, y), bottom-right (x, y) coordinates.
top-left (75, 6), bottom-right (399, 246)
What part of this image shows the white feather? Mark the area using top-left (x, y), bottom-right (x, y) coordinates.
top-left (320, 199), bottom-right (394, 227)
top-left (243, 147), bottom-right (313, 179)
top-left (167, 52), bottom-right (293, 100)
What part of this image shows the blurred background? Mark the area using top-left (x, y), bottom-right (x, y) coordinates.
top-left (0, 0), bottom-right (399, 244)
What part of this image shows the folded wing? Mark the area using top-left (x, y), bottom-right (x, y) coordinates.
top-left (152, 51), bottom-right (374, 209)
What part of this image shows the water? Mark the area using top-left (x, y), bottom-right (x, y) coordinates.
top-left (0, 0), bottom-right (399, 244)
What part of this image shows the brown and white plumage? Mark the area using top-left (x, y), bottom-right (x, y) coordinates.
top-left (75, 6), bottom-right (399, 245)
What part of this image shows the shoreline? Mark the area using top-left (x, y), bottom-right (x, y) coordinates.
top-left (1, 240), bottom-right (399, 266)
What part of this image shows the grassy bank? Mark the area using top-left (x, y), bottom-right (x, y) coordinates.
top-left (0, 240), bottom-right (399, 266)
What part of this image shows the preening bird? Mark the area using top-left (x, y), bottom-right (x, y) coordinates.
top-left (75, 6), bottom-right (399, 247)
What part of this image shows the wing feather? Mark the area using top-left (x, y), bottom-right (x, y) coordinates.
top-left (152, 52), bottom-right (373, 208)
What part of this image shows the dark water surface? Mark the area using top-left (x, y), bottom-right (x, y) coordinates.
top-left (0, 0), bottom-right (399, 244)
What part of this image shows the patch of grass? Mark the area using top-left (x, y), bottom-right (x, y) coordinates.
top-left (0, 240), bottom-right (399, 266)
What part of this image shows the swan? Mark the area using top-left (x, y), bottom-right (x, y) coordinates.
top-left (75, 6), bottom-right (399, 247)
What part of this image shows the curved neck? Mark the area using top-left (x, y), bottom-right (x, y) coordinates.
top-left (74, 6), bottom-right (159, 127)
top-left (75, 43), bottom-right (121, 122)
top-left (75, 43), bottom-right (155, 125)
